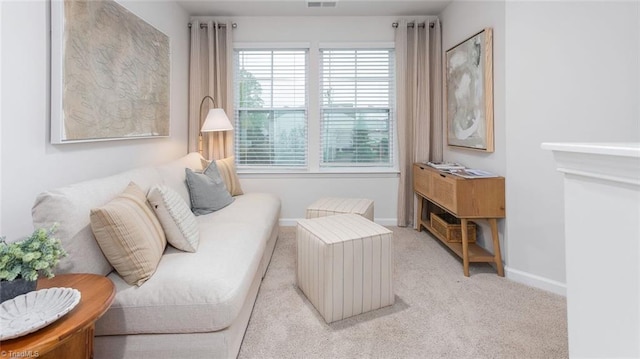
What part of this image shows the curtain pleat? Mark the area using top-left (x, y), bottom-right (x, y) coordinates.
top-left (188, 20), bottom-right (201, 153)
top-left (430, 19), bottom-right (443, 161)
top-left (188, 21), bottom-right (234, 160)
top-left (205, 21), bottom-right (216, 159)
top-left (224, 27), bottom-right (234, 157)
top-left (395, 19), bottom-right (410, 228)
top-left (395, 19), bottom-right (443, 228)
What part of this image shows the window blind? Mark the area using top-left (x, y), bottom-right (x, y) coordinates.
top-left (320, 49), bottom-right (395, 167)
top-left (234, 49), bottom-right (308, 168)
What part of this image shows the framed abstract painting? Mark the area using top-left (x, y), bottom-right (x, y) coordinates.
top-left (51, 0), bottom-right (170, 144)
top-left (445, 28), bottom-right (494, 152)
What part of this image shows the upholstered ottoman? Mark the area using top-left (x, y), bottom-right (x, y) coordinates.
top-left (305, 197), bottom-right (374, 221)
top-left (296, 214), bottom-right (394, 323)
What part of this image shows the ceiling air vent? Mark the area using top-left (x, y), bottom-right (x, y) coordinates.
top-left (306, 1), bottom-right (337, 8)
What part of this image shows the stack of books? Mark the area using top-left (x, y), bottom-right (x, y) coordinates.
top-left (425, 161), bottom-right (498, 178)
top-left (445, 168), bottom-right (498, 179)
top-left (425, 161), bottom-right (465, 170)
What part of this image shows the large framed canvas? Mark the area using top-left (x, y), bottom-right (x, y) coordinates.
top-left (445, 28), bottom-right (494, 152)
top-left (51, 0), bottom-right (170, 144)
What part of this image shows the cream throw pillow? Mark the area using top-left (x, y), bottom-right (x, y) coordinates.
top-left (90, 182), bottom-right (166, 286)
top-left (148, 185), bottom-right (199, 252)
top-left (201, 156), bottom-right (244, 196)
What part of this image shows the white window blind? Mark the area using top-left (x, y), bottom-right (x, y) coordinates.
top-left (320, 49), bottom-right (394, 167)
top-left (234, 49), bottom-right (308, 168)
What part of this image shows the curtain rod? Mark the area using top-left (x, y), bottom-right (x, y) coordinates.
top-left (189, 21), bottom-right (429, 29)
top-left (392, 22), bottom-right (435, 29)
top-left (188, 22), bottom-right (238, 29)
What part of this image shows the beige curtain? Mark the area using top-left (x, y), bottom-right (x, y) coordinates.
top-left (395, 18), bottom-right (443, 228)
top-left (188, 20), bottom-right (234, 160)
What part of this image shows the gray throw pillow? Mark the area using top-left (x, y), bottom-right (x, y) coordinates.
top-left (185, 162), bottom-right (234, 215)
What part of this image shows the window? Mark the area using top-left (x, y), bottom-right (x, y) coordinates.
top-left (320, 49), bottom-right (394, 167)
top-left (234, 49), bottom-right (308, 168)
top-left (233, 46), bottom-right (395, 172)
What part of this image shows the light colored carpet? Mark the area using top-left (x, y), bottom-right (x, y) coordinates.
top-left (239, 226), bottom-right (568, 359)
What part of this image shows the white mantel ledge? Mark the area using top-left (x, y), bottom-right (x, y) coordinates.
top-left (541, 142), bottom-right (640, 186)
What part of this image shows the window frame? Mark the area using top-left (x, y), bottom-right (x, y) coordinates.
top-left (233, 44), bottom-right (310, 171)
top-left (233, 42), bottom-right (398, 174)
top-left (319, 47), bottom-right (396, 168)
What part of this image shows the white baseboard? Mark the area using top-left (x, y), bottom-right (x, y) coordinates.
top-left (279, 218), bottom-right (298, 227)
top-left (505, 266), bottom-right (566, 296)
top-left (373, 218), bottom-right (398, 226)
top-left (279, 218), bottom-right (397, 227)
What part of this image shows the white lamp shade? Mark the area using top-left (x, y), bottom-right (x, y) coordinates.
top-left (201, 108), bottom-right (233, 132)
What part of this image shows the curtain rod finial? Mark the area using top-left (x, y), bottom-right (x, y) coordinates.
top-left (391, 21), bottom-right (434, 29)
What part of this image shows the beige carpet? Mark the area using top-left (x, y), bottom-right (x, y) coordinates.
top-left (239, 226), bottom-right (568, 359)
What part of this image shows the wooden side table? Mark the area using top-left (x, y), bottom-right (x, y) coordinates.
top-left (0, 274), bottom-right (115, 359)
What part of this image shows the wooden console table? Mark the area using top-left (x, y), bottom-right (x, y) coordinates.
top-left (413, 163), bottom-right (505, 277)
top-left (0, 274), bottom-right (115, 359)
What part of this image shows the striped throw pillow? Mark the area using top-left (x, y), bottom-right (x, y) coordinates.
top-left (148, 185), bottom-right (199, 252)
top-left (90, 182), bottom-right (166, 286)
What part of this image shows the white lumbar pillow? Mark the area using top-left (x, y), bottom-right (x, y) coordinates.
top-left (148, 185), bottom-right (200, 252)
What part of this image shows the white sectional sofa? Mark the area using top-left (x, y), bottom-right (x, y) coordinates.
top-left (31, 153), bottom-right (280, 358)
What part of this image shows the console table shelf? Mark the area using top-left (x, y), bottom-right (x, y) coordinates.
top-left (420, 219), bottom-right (495, 262)
top-left (413, 163), bottom-right (505, 276)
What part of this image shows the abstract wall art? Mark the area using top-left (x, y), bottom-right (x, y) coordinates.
top-left (445, 28), bottom-right (494, 152)
top-left (51, 0), bottom-right (170, 143)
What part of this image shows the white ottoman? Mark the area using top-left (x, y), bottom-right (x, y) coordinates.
top-left (305, 197), bottom-right (374, 221)
top-left (297, 214), bottom-right (394, 323)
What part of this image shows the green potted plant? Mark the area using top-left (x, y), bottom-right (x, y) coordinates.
top-left (0, 225), bottom-right (67, 302)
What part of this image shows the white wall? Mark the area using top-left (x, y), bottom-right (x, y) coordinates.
top-left (241, 174), bottom-right (399, 225)
top-left (505, 1), bottom-right (639, 293)
top-left (195, 16), bottom-right (414, 224)
top-left (439, 0), bottom-right (639, 295)
top-left (0, 0), bottom-right (190, 239)
top-left (0, 0), bottom-right (3, 236)
top-left (439, 1), bottom-right (507, 263)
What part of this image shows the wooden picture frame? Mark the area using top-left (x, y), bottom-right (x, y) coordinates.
top-left (445, 28), bottom-right (494, 152)
top-left (51, 0), bottom-right (170, 144)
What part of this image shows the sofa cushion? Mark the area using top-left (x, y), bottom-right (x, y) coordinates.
top-left (202, 157), bottom-right (244, 196)
top-left (95, 192), bottom-right (281, 335)
top-left (90, 182), bottom-right (167, 286)
top-left (148, 185), bottom-right (199, 252)
top-left (185, 163), bottom-right (234, 215)
top-left (32, 167), bottom-right (162, 276)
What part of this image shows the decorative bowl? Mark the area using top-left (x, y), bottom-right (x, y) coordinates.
top-left (0, 287), bottom-right (81, 340)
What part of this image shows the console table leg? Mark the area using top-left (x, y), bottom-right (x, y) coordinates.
top-left (461, 218), bottom-right (470, 277)
top-left (415, 195), bottom-right (424, 231)
top-left (489, 218), bottom-right (505, 277)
